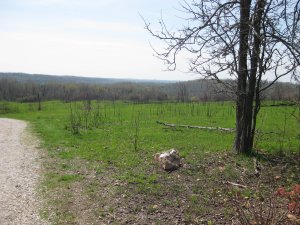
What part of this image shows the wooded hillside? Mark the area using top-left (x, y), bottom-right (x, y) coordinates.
top-left (0, 73), bottom-right (298, 102)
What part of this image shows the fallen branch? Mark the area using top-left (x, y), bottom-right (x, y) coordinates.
top-left (156, 121), bottom-right (235, 133)
top-left (225, 181), bottom-right (247, 188)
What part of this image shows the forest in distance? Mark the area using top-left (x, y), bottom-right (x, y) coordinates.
top-left (0, 72), bottom-right (298, 103)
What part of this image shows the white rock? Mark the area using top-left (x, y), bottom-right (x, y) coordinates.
top-left (154, 149), bottom-right (182, 171)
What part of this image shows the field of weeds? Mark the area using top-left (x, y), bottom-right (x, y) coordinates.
top-left (1, 100), bottom-right (299, 224)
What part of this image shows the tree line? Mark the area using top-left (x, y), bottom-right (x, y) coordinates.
top-left (0, 77), bottom-right (298, 103)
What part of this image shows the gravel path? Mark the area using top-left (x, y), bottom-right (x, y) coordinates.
top-left (0, 118), bottom-right (48, 225)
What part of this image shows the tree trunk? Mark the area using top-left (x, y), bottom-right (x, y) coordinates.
top-left (235, 0), bottom-right (251, 154)
top-left (235, 0), bottom-right (265, 154)
top-left (37, 93), bottom-right (42, 111)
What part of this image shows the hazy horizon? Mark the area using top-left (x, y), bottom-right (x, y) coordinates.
top-left (0, 0), bottom-right (201, 81)
top-left (0, 71), bottom-right (185, 82)
top-left (0, 1), bottom-right (296, 83)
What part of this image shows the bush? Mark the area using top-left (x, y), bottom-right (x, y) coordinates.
top-left (277, 184), bottom-right (300, 216)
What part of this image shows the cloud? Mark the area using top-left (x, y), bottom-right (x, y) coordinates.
top-left (20, 0), bottom-right (117, 7)
top-left (67, 19), bottom-right (143, 33)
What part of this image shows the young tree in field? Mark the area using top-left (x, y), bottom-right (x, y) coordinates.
top-left (145, 0), bottom-right (300, 154)
top-left (176, 82), bottom-right (189, 102)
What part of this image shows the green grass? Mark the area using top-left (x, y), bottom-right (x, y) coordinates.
top-left (1, 100), bottom-right (298, 184)
top-left (0, 100), bottom-right (299, 224)
top-left (1, 100), bottom-right (298, 156)
top-left (1, 100), bottom-right (298, 182)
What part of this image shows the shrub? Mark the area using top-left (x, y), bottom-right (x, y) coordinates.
top-left (277, 184), bottom-right (300, 216)
top-left (234, 194), bottom-right (288, 225)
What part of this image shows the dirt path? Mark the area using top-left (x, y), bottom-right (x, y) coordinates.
top-left (0, 118), bottom-right (48, 225)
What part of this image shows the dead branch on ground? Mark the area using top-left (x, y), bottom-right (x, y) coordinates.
top-left (156, 121), bottom-right (235, 133)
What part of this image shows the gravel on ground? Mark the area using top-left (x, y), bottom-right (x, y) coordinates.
top-left (0, 118), bottom-right (48, 225)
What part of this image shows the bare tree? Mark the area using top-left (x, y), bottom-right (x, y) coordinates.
top-left (144, 0), bottom-right (300, 154)
top-left (176, 82), bottom-right (189, 102)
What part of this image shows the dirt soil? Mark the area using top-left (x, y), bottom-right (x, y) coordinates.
top-left (0, 118), bottom-right (48, 225)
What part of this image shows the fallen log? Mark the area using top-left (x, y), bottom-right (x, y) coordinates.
top-left (225, 181), bottom-right (247, 188)
top-left (156, 121), bottom-right (235, 133)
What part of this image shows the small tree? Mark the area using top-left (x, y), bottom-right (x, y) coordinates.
top-left (145, 0), bottom-right (300, 154)
top-left (176, 82), bottom-right (189, 102)
top-left (37, 92), bottom-right (42, 111)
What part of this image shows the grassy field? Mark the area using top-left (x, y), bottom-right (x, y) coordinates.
top-left (1, 100), bottom-right (299, 224)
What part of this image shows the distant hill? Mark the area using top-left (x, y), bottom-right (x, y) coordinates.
top-left (0, 72), bottom-right (297, 102)
top-left (0, 72), bottom-right (176, 85)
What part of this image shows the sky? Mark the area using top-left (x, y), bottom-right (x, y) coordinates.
top-left (0, 0), bottom-right (199, 81)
